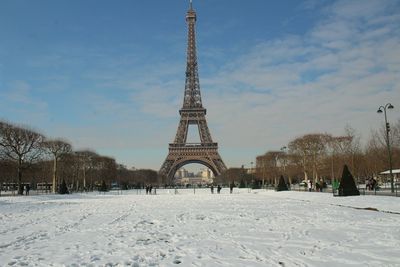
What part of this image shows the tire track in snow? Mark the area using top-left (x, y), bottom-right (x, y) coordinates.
top-left (0, 231), bottom-right (49, 250)
top-left (280, 196), bottom-right (400, 215)
top-left (108, 203), bottom-right (136, 225)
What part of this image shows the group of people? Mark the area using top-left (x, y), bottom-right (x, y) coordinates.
top-left (145, 185), bottom-right (155, 194)
top-left (307, 179), bottom-right (327, 192)
top-left (315, 180), bottom-right (327, 192)
top-left (18, 184), bottom-right (31, 195)
top-left (210, 183), bottom-right (235, 194)
top-left (366, 178), bottom-right (377, 191)
top-left (210, 184), bottom-right (222, 194)
top-left (1, 184), bottom-right (31, 195)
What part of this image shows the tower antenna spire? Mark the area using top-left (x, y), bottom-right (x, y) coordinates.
top-left (189, 0), bottom-right (193, 9)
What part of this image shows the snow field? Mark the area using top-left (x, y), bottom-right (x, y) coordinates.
top-left (0, 189), bottom-right (399, 266)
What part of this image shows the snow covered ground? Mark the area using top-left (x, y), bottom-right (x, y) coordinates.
top-left (1, 189), bottom-right (399, 266)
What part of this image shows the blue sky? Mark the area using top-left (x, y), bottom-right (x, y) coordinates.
top-left (1, 0), bottom-right (400, 171)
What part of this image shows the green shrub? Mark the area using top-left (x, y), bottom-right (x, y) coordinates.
top-left (59, 179), bottom-right (69, 194)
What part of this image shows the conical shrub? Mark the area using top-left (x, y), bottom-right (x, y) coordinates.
top-left (337, 165), bottom-right (360, 196)
top-left (59, 179), bottom-right (69, 194)
top-left (99, 180), bottom-right (108, 192)
top-left (276, 175), bottom-right (289, 191)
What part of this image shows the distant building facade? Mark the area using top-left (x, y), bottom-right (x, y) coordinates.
top-left (175, 167), bottom-right (214, 185)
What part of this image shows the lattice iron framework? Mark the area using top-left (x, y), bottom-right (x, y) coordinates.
top-left (159, 1), bottom-right (227, 182)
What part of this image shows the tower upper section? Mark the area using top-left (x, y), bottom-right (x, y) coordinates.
top-left (181, 0), bottom-right (204, 112)
top-left (186, 0), bottom-right (196, 22)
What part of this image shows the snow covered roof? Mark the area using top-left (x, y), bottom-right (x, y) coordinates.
top-left (380, 169), bottom-right (400, 174)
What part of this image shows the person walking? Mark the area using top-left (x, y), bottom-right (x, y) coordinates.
top-left (315, 181), bottom-right (320, 192)
top-left (366, 179), bottom-right (371, 190)
top-left (210, 184), bottom-right (214, 194)
top-left (319, 179), bottom-right (324, 192)
top-left (217, 185), bottom-right (221, 194)
top-left (229, 182), bottom-right (234, 194)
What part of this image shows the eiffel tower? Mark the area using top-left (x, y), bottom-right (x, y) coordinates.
top-left (159, 1), bottom-right (227, 183)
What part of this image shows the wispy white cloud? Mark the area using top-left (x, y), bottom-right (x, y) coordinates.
top-left (199, 0), bottom-right (400, 163)
top-left (0, 80), bottom-right (48, 110)
top-left (2, 0), bottom-right (399, 170)
top-left (69, 0), bottom-right (400, 168)
top-left (0, 80), bottom-right (50, 127)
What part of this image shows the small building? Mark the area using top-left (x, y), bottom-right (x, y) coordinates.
top-left (379, 169), bottom-right (400, 184)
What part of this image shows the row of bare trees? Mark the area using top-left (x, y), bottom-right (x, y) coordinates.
top-left (255, 122), bottom-right (400, 186)
top-left (0, 121), bottom-right (158, 195)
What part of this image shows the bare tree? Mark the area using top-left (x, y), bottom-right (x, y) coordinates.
top-left (134, 169), bottom-right (158, 186)
top-left (75, 150), bottom-right (98, 191)
top-left (289, 136), bottom-right (310, 182)
top-left (58, 153), bottom-right (81, 191)
top-left (327, 135), bottom-right (352, 181)
top-left (91, 156), bottom-right (117, 188)
top-left (42, 139), bottom-right (72, 193)
top-left (363, 120), bottom-right (400, 182)
top-left (392, 119), bottom-right (400, 148)
top-left (363, 131), bottom-right (386, 179)
top-left (217, 167), bottom-right (247, 186)
top-left (288, 134), bottom-right (330, 183)
top-left (344, 126), bottom-right (362, 176)
top-left (392, 119), bottom-right (400, 168)
top-left (0, 121), bottom-right (44, 194)
top-left (256, 151), bottom-right (283, 185)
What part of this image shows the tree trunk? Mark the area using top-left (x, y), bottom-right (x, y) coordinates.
top-left (83, 168), bottom-right (86, 190)
top-left (331, 155), bottom-right (334, 182)
top-left (17, 160), bottom-right (23, 195)
top-left (303, 154), bottom-right (307, 181)
top-left (52, 157), bottom-right (57, 193)
top-left (313, 153), bottom-right (317, 183)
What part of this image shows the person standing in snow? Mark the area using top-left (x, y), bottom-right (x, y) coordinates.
top-left (229, 182), bottom-right (234, 194)
top-left (25, 184), bottom-right (30, 195)
top-left (371, 178), bottom-right (377, 190)
top-left (217, 185), bottom-right (221, 194)
top-left (210, 184), bottom-right (214, 194)
top-left (366, 179), bottom-right (371, 190)
top-left (307, 180), bottom-right (312, 192)
top-left (315, 181), bottom-right (320, 192)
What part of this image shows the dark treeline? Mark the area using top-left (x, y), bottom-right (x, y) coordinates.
top-left (214, 167), bottom-right (254, 188)
top-left (2, 119), bottom-right (399, 194)
top-left (0, 121), bottom-right (159, 195)
top-left (255, 123), bottom-right (400, 186)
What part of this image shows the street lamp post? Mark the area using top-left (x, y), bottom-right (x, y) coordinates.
top-left (280, 146), bottom-right (287, 174)
top-left (250, 161), bottom-right (254, 188)
top-left (280, 146), bottom-right (288, 184)
top-left (377, 103), bottom-right (394, 193)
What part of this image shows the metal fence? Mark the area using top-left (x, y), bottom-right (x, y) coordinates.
top-left (288, 183), bottom-right (399, 197)
top-left (359, 186), bottom-right (399, 197)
